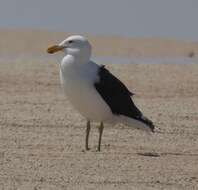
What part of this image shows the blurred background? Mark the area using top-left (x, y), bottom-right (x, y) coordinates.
top-left (1, 0), bottom-right (198, 40)
top-left (0, 0), bottom-right (198, 64)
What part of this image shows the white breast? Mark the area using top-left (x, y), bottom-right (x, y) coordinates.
top-left (60, 58), bottom-right (113, 122)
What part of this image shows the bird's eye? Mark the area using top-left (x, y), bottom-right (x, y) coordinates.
top-left (68, 40), bottom-right (73, 44)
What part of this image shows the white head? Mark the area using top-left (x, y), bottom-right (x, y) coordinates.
top-left (47, 35), bottom-right (92, 62)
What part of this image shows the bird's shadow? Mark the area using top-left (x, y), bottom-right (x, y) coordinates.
top-left (137, 152), bottom-right (160, 157)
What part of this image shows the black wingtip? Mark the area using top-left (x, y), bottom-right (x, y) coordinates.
top-left (150, 124), bottom-right (155, 133)
top-left (139, 116), bottom-right (155, 133)
top-left (147, 119), bottom-right (155, 133)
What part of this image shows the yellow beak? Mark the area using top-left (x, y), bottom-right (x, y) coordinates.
top-left (47, 45), bottom-right (65, 54)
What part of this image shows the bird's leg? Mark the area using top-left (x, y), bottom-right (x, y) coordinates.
top-left (97, 122), bottom-right (104, 151)
top-left (85, 120), bottom-right (91, 150)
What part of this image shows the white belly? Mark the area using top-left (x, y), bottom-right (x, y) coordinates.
top-left (60, 66), bottom-right (113, 122)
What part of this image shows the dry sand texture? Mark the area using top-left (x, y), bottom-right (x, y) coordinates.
top-left (0, 30), bottom-right (198, 189)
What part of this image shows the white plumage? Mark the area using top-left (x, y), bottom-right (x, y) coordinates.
top-left (47, 35), bottom-right (154, 151)
top-left (59, 58), bottom-right (112, 122)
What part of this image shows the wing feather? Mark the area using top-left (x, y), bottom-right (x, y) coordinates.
top-left (94, 65), bottom-right (142, 119)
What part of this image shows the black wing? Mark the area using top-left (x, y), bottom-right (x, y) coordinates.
top-left (94, 65), bottom-right (142, 119)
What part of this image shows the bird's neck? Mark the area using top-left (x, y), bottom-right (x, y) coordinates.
top-left (64, 53), bottom-right (90, 65)
top-left (74, 54), bottom-right (90, 64)
top-left (64, 47), bottom-right (91, 64)
top-left (60, 54), bottom-right (90, 73)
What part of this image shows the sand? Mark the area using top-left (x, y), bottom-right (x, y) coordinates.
top-left (0, 29), bottom-right (198, 57)
top-left (0, 29), bottom-right (198, 189)
top-left (0, 59), bottom-right (198, 190)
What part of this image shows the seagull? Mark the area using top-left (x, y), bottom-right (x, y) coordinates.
top-left (47, 35), bottom-right (154, 151)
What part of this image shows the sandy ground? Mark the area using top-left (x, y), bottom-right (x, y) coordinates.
top-left (0, 29), bottom-right (198, 57)
top-left (0, 55), bottom-right (198, 190)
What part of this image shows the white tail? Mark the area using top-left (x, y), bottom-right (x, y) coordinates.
top-left (118, 115), bottom-right (154, 133)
